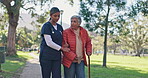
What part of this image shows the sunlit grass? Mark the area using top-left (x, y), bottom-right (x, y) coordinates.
top-left (61, 54), bottom-right (148, 78)
top-left (86, 54), bottom-right (148, 78)
top-left (1, 52), bottom-right (148, 78)
top-left (0, 51), bottom-right (33, 78)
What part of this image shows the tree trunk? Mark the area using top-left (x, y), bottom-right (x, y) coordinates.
top-left (103, 0), bottom-right (110, 67)
top-left (135, 53), bottom-right (140, 57)
top-left (113, 49), bottom-right (116, 55)
top-left (6, 11), bottom-right (20, 56)
top-left (103, 28), bottom-right (108, 67)
top-left (6, 25), bottom-right (17, 56)
top-left (134, 44), bottom-right (142, 57)
top-left (4, 0), bottom-right (20, 56)
top-left (135, 48), bottom-right (142, 57)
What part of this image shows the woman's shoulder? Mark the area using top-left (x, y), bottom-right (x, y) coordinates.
top-left (56, 23), bottom-right (64, 31)
top-left (80, 26), bottom-right (87, 32)
top-left (56, 23), bottom-right (61, 26)
top-left (57, 23), bottom-right (63, 28)
top-left (42, 22), bottom-right (50, 27)
top-left (63, 28), bottom-right (71, 32)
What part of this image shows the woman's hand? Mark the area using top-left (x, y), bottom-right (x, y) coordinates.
top-left (87, 52), bottom-right (92, 56)
top-left (63, 43), bottom-right (69, 48)
top-left (61, 47), bottom-right (70, 52)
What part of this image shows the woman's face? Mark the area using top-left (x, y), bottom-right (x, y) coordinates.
top-left (50, 12), bottom-right (60, 23)
top-left (71, 18), bottom-right (80, 30)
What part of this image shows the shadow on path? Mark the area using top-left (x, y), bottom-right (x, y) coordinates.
top-left (19, 52), bottom-right (41, 78)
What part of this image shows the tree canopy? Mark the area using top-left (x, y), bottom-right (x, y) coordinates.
top-left (79, 0), bottom-right (148, 66)
top-left (0, 0), bottom-right (54, 56)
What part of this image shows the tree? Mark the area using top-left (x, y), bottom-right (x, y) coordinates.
top-left (107, 36), bottom-right (121, 55)
top-left (118, 15), bottom-right (148, 57)
top-left (111, 0), bottom-right (148, 57)
top-left (0, 0), bottom-right (75, 56)
top-left (28, 9), bottom-right (51, 48)
top-left (79, 0), bottom-right (126, 67)
top-left (16, 27), bottom-right (33, 50)
top-left (0, 0), bottom-right (21, 56)
top-left (90, 32), bottom-right (104, 54)
top-left (0, 0), bottom-right (55, 56)
top-left (0, 8), bottom-right (8, 47)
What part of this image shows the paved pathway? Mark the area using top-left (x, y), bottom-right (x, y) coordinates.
top-left (20, 52), bottom-right (41, 78)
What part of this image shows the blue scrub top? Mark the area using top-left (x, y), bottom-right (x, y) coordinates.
top-left (40, 22), bottom-right (63, 61)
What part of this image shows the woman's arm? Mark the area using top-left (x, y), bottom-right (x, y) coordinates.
top-left (44, 34), bottom-right (61, 51)
top-left (44, 34), bottom-right (70, 52)
top-left (85, 31), bottom-right (92, 56)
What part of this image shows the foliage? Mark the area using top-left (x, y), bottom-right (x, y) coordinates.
top-left (79, 1), bottom-right (148, 68)
top-left (0, 0), bottom-right (56, 56)
top-left (0, 10), bottom-right (8, 47)
top-left (0, 0), bottom-right (76, 56)
top-left (79, 0), bottom-right (126, 34)
top-left (128, 0), bottom-right (148, 17)
top-left (91, 33), bottom-right (104, 53)
top-left (110, 0), bottom-right (148, 56)
top-left (118, 15), bottom-right (148, 56)
top-left (0, 30), bottom-right (7, 46)
top-left (0, 11), bottom-right (8, 29)
top-left (79, 0), bottom-right (127, 67)
top-left (16, 27), bottom-right (34, 49)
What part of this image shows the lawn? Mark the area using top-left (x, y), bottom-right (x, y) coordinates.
top-left (0, 52), bottom-right (148, 78)
top-left (0, 51), bottom-right (33, 78)
top-left (85, 54), bottom-right (148, 78)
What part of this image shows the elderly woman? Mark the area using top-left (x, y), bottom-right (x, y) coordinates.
top-left (62, 15), bottom-right (92, 78)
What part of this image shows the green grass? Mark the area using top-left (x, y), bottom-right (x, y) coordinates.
top-left (0, 51), bottom-right (33, 78)
top-left (1, 52), bottom-right (148, 78)
top-left (85, 54), bottom-right (148, 78)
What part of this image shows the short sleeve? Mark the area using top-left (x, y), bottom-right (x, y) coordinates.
top-left (41, 23), bottom-right (51, 36)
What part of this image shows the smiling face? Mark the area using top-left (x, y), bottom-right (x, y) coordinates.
top-left (50, 12), bottom-right (60, 24)
top-left (71, 18), bottom-right (80, 30)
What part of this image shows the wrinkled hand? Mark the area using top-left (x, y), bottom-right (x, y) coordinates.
top-left (87, 52), bottom-right (92, 56)
top-left (63, 43), bottom-right (69, 48)
top-left (61, 47), bottom-right (70, 52)
top-left (74, 57), bottom-right (78, 60)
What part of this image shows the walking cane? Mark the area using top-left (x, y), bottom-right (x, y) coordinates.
top-left (88, 55), bottom-right (90, 78)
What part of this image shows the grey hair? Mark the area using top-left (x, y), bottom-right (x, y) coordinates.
top-left (71, 15), bottom-right (82, 24)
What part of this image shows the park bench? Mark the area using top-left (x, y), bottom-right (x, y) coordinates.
top-left (0, 46), bottom-right (6, 72)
